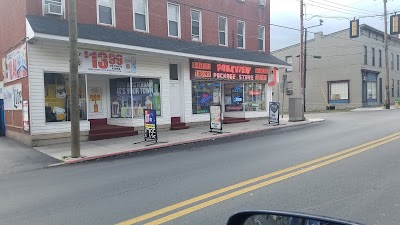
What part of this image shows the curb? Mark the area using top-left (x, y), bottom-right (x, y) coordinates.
top-left (49, 119), bottom-right (324, 166)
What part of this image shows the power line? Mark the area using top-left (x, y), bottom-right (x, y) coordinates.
top-left (318, 0), bottom-right (381, 14)
top-left (295, 0), bottom-right (365, 16)
top-left (305, 0), bottom-right (376, 15)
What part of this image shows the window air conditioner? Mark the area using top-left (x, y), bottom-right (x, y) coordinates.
top-left (45, 3), bottom-right (63, 16)
top-left (258, 0), bottom-right (266, 7)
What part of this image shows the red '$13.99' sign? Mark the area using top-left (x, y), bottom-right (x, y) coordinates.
top-left (78, 50), bottom-right (137, 74)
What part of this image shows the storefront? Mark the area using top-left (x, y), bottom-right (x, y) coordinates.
top-left (189, 59), bottom-right (271, 120)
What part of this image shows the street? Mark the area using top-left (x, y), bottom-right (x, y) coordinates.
top-left (1, 110), bottom-right (400, 225)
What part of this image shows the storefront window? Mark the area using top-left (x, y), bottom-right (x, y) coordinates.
top-left (367, 81), bottom-right (377, 99)
top-left (244, 83), bottom-right (266, 111)
top-left (224, 83), bottom-right (244, 112)
top-left (192, 81), bottom-right (221, 114)
top-left (110, 78), bottom-right (161, 118)
top-left (44, 73), bottom-right (87, 122)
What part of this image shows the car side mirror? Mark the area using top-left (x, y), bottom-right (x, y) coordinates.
top-left (227, 211), bottom-right (362, 225)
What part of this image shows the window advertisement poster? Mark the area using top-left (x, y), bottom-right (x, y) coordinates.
top-left (144, 109), bottom-right (157, 142)
top-left (89, 87), bottom-right (102, 113)
top-left (268, 102), bottom-right (280, 124)
top-left (3, 83), bottom-right (22, 110)
top-left (110, 78), bottom-right (161, 118)
top-left (23, 100), bottom-right (29, 132)
top-left (210, 105), bottom-right (222, 131)
top-left (5, 43), bottom-right (27, 83)
top-left (78, 49), bottom-right (136, 74)
top-left (0, 81), bottom-right (3, 99)
top-left (191, 82), bottom-right (220, 114)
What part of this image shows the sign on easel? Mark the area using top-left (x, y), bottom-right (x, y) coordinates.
top-left (210, 105), bottom-right (222, 133)
top-left (268, 102), bottom-right (280, 125)
top-left (144, 109), bottom-right (157, 142)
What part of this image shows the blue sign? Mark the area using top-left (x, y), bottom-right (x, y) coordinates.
top-left (144, 109), bottom-right (157, 141)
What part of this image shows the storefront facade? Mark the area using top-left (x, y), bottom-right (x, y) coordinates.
top-left (21, 40), bottom-right (279, 145)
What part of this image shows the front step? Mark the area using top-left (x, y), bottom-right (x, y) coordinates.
top-left (170, 118), bottom-right (190, 130)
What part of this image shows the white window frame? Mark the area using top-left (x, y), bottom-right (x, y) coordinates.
top-left (218, 16), bottom-right (228, 46)
top-left (167, 2), bottom-right (181, 38)
top-left (285, 56), bottom-right (293, 72)
top-left (133, 0), bottom-right (149, 32)
top-left (190, 9), bottom-right (202, 42)
top-left (258, 25), bottom-right (266, 51)
top-left (42, 0), bottom-right (66, 18)
top-left (237, 20), bottom-right (245, 49)
top-left (97, 0), bottom-right (116, 27)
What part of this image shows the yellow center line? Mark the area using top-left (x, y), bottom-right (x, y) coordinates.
top-left (144, 135), bottom-right (400, 225)
top-left (116, 132), bottom-right (400, 225)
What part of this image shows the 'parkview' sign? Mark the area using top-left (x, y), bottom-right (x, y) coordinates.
top-left (189, 59), bottom-right (269, 83)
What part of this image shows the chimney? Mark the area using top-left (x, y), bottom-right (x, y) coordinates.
top-left (314, 32), bottom-right (324, 40)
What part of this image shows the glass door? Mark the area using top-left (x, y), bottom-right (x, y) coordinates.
top-left (223, 83), bottom-right (245, 118)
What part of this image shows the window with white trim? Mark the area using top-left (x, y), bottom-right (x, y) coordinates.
top-left (98, 0), bottom-right (114, 26)
top-left (133, 0), bottom-right (148, 32)
top-left (285, 56), bottom-right (293, 72)
top-left (44, 0), bottom-right (64, 16)
top-left (191, 9), bottom-right (202, 42)
top-left (258, 25), bottom-right (265, 51)
top-left (218, 16), bottom-right (228, 46)
top-left (328, 81), bottom-right (349, 103)
top-left (237, 20), bottom-right (245, 49)
top-left (168, 3), bottom-right (180, 38)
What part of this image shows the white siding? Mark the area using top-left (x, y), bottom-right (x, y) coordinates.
top-left (28, 42), bottom-right (176, 134)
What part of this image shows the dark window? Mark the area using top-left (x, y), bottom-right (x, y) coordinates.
top-left (397, 80), bottom-right (400, 97)
top-left (397, 55), bottom-right (399, 71)
top-left (364, 46), bottom-right (368, 65)
top-left (379, 50), bottom-right (382, 67)
top-left (169, 64), bottom-right (179, 80)
top-left (391, 53), bottom-right (394, 70)
top-left (372, 48), bottom-right (375, 66)
top-left (392, 79), bottom-right (395, 97)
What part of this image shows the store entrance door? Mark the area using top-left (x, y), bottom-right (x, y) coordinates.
top-left (170, 81), bottom-right (181, 117)
top-left (223, 83), bottom-right (245, 119)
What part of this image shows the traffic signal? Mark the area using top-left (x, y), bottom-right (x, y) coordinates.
top-left (390, 15), bottom-right (399, 35)
top-left (350, 19), bottom-right (359, 38)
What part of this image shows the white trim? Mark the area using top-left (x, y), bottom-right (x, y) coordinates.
top-left (96, 0), bottom-right (116, 27)
top-left (26, 19), bottom-right (35, 41)
top-left (133, 0), bottom-right (149, 33)
top-left (33, 33), bottom-right (291, 69)
top-left (218, 16), bottom-right (228, 46)
top-left (190, 9), bottom-right (202, 42)
top-left (42, 0), bottom-right (66, 18)
top-left (258, 25), bottom-right (266, 52)
top-left (237, 20), bottom-right (245, 49)
top-left (167, 2), bottom-right (181, 38)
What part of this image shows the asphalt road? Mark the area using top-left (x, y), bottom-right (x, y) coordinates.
top-left (1, 110), bottom-right (400, 225)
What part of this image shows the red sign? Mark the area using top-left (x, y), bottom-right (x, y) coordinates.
top-left (190, 59), bottom-right (269, 83)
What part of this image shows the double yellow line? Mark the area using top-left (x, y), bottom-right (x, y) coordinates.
top-left (116, 132), bottom-right (400, 225)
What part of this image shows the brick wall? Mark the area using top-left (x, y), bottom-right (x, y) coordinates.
top-left (26, 0), bottom-right (270, 53)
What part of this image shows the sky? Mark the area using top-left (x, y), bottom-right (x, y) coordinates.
top-left (270, 0), bottom-right (400, 51)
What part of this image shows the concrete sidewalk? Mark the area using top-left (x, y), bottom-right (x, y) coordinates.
top-left (35, 116), bottom-right (324, 165)
top-left (351, 105), bottom-right (399, 112)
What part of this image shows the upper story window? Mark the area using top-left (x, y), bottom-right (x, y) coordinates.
top-left (237, 20), bottom-right (245, 49)
top-left (258, 25), bottom-right (265, 51)
top-left (191, 9), bottom-right (202, 42)
top-left (43, 0), bottom-right (64, 16)
top-left (133, 0), bottom-right (149, 32)
top-left (218, 16), bottom-right (228, 46)
top-left (391, 53), bottom-right (394, 70)
top-left (379, 49), bottom-right (382, 67)
top-left (168, 3), bottom-right (181, 38)
top-left (372, 47), bottom-right (375, 66)
top-left (363, 46), bottom-right (368, 65)
top-left (286, 56), bottom-right (293, 72)
top-left (98, 0), bottom-right (115, 26)
top-left (397, 55), bottom-right (399, 71)
top-left (258, 0), bottom-right (266, 7)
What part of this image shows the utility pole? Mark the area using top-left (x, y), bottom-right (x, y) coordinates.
top-left (300, 0), bottom-right (305, 119)
top-left (68, 0), bottom-right (80, 158)
top-left (304, 28), bottom-right (307, 112)
top-left (383, 0), bottom-right (391, 109)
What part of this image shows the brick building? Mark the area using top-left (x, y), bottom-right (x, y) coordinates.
top-left (0, 0), bottom-right (289, 146)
